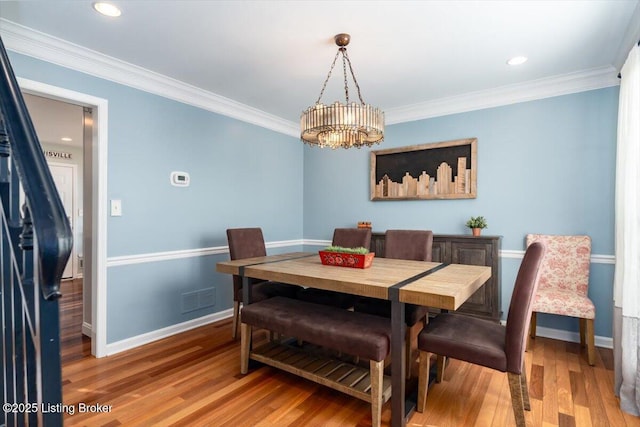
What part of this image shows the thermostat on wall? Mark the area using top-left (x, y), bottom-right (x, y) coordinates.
top-left (170, 171), bottom-right (190, 187)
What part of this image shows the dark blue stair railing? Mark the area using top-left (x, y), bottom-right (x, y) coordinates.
top-left (0, 35), bottom-right (73, 427)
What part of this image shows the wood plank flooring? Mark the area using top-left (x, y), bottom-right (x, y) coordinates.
top-left (60, 278), bottom-right (91, 365)
top-left (59, 280), bottom-right (640, 426)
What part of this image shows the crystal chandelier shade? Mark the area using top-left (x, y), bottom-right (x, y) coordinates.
top-left (300, 34), bottom-right (384, 149)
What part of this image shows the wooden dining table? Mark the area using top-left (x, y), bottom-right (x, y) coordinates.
top-left (216, 251), bottom-right (491, 427)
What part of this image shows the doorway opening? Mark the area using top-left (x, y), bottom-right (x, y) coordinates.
top-left (20, 78), bottom-right (108, 358)
top-left (24, 93), bottom-right (92, 361)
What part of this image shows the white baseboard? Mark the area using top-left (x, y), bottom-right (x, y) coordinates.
top-left (536, 325), bottom-right (613, 349)
top-left (499, 321), bottom-right (613, 349)
top-left (104, 308), bottom-right (233, 356)
top-left (96, 236), bottom-right (614, 354)
top-left (82, 321), bottom-right (92, 337)
top-left (99, 308), bottom-right (612, 356)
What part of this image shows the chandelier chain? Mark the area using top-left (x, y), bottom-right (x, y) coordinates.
top-left (341, 49), bottom-right (349, 103)
top-left (314, 46), bottom-right (366, 105)
top-left (342, 49), bottom-right (365, 105)
top-left (315, 49), bottom-right (341, 105)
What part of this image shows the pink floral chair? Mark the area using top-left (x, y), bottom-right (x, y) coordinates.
top-left (526, 234), bottom-right (595, 365)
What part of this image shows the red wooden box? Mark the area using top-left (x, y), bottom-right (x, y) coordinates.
top-left (318, 251), bottom-right (375, 269)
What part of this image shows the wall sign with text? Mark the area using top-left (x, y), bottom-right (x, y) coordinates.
top-left (44, 150), bottom-right (72, 160)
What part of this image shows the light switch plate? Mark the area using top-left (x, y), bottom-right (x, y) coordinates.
top-left (110, 199), bottom-right (122, 216)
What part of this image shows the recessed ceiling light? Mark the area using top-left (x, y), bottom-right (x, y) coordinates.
top-left (93, 2), bottom-right (122, 17)
top-left (61, 137), bottom-right (72, 142)
top-left (507, 56), bottom-right (528, 66)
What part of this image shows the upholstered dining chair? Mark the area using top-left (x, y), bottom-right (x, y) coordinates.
top-left (226, 228), bottom-right (302, 339)
top-left (353, 229), bottom-right (433, 377)
top-left (526, 234), bottom-right (596, 365)
top-left (296, 227), bottom-right (372, 309)
top-left (331, 227), bottom-right (372, 249)
top-left (416, 241), bottom-right (546, 427)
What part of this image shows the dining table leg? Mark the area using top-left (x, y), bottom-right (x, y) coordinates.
top-left (390, 294), bottom-right (407, 427)
top-left (241, 274), bottom-right (262, 369)
top-left (241, 274), bottom-right (251, 306)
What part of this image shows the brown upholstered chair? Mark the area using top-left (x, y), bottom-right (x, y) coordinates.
top-left (353, 229), bottom-right (433, 376)
top-left (331, 227), bottom-right (372, 249)
top-left (226, 228), bottom-right (302, 339)
top-left (416, 242), bottom-right (546, 427)
top-left (296, 228), bottom-right (372, 309)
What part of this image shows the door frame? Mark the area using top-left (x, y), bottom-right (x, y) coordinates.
top-left (47, 161), bottom-right (78, 279)
top-left (19, 77), bottom-right (109, 358)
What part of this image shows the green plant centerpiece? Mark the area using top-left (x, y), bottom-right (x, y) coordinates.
top-left (322, 245), bottom-right (370, 254)
top-left (319, 246), bottom-right (374, 268)
top-left (465, 216), bottom-right (488, 236)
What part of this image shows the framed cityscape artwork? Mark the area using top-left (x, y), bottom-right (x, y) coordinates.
top-left (370, 138), bottom-right (477, 200)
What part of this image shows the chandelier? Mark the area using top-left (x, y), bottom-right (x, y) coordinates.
top-left (300, 33), bottom-right (384, 149)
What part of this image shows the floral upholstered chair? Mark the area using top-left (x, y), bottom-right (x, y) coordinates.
top-left (526, 234), bottom-right (596, 365)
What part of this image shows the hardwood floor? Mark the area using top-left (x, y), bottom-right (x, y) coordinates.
top-left (59, 282), bottom-right (639, 426)
top-left (60, 279), bottom-right (91, 365)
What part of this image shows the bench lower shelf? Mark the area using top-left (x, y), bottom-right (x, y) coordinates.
top-left (250, 341), bottom-right (392, 404)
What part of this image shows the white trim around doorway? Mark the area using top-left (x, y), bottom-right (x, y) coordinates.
top-left (18, 77), bottom-right (109, 358)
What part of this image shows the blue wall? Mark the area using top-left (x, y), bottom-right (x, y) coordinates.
top-left (304, 88), bottom-right (618, 338)
top-left (106, 244), bottom-right (302, 343)
top-left (8, 52), bottom-right (303, 343)
top-left (9, 49), bottom-right (619, 342)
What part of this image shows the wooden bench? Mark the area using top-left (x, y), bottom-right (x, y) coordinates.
top-left (240, 296), bottom-right (392, 427)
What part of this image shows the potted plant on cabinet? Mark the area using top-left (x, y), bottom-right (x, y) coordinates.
top-left (466, 216), bottom-right (488, 236)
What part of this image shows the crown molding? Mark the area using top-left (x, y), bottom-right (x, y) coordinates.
top-left (385, 66), bottom-right (620, 125)
top-left (1, 19), bottom-right (621, 131)
top-left (0, 19), bottom-right (299, 138)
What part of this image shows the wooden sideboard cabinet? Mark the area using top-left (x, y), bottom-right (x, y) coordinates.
top-left (370, 233), bottom-right (502, 322)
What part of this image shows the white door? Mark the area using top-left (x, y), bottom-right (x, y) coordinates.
top-left (48, 163), bottom-right (75, 279)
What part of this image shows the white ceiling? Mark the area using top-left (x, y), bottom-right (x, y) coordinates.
top-left (1, 0), bottom-right (639, 129)
top-left (22, 93), bottom-right (84, 148)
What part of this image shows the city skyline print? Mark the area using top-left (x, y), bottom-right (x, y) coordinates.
top-left (370, 138), bottom-right (477, 200)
